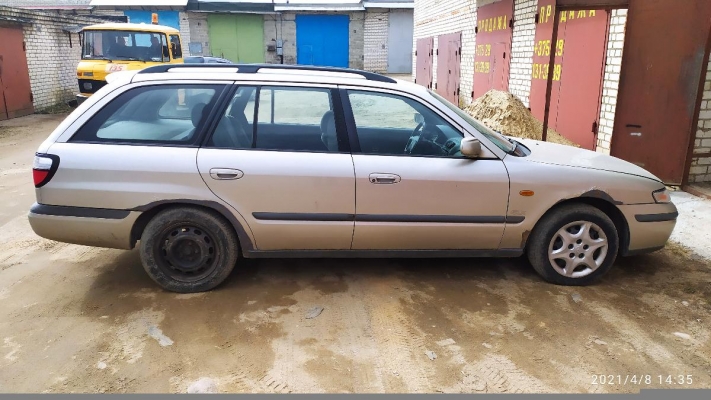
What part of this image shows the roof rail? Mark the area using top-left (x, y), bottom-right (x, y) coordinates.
top-left (136, 63), bottom-right (397, 83)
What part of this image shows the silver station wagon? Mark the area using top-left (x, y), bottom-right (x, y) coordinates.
top-left (29, 64), bottom-right (678, 293)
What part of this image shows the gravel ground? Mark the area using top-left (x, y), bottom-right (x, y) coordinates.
top-left (0, 114), bottom-right (710, 393)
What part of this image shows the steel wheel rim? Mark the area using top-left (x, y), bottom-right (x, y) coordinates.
top-left (548, 220), bottom-right (608, 278)
top-left (156, 224), bottom-right (218, 282)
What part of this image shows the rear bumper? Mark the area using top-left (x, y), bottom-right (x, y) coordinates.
top-left (28, 203), bottom-right (139, 250)
top-left (619, 202), bottom-right (678, 256)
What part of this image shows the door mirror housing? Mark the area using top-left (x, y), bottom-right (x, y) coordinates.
top-left (460, 137), bottom-right (482, 158)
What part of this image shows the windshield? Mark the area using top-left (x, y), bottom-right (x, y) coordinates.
top-left (428, 89), bottom-right (514, 153)
top-left (82, 30), bottom-right (168, 62)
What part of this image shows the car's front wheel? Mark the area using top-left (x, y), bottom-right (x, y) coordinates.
top-left (527, 204), bottom-right (619, 285)
top-left (139, 207), bottom-right (238, 293)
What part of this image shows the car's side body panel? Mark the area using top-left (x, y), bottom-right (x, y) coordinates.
top-left (500, 154), bottom-right (675, 253)
top-left (197, 149), bottom-right (356, 250)
top-left (350, 154), bottom-right (510, 250)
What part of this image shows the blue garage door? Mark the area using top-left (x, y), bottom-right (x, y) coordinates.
top-left (124, 11), bottom-right (180, 31)
top-left (296, 15), bottom-right (349, 68)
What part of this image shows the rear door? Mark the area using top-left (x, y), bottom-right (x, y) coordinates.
top-left (197, 84), bottom-right (355, 251)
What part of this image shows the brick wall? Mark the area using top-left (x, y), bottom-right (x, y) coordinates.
top-left (264, 13), bottom-right (297, 64)
top-left (178, 11), bottom-right (191, 55)
top-left (595, 9), bottom-right (626, 155)
top-left (349, 12), bottom-right (365, 69)
top-left (508, 0), bottom-right (536, 107)
top-left (364, 9), bottom-right (389, 72)
top-left (0, 6), bottom-right (105, 111)
top-left (688, 58), bottom-right (711, 183)
top-left (186, 12), bottom-right (209, 56)
top-left (413, 0), bottom-right (476, 106)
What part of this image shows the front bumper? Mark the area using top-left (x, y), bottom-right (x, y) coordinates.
top-left (28, 203), bottom-right (139, 250)
top-left (618, 202), bottom-right (678, 256)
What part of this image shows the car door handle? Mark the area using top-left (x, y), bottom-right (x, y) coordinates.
top-left (369, 173), bottom-right (401, 184)
top-left (209, 168), bottom-right (244, 180)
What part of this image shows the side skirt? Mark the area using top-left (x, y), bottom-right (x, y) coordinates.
top-left (242, 248), bottom-right (524, 259)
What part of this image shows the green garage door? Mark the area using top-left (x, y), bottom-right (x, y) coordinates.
top-left (207, 14), bottom-right (264, 63)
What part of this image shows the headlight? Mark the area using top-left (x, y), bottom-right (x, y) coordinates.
top-left (652, 188), bottom-right (671, 203)
top-left (83, 82), bottom-right (92, 90)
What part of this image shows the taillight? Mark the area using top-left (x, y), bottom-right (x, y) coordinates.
top-left (32, 154), bottom-right (59, 188)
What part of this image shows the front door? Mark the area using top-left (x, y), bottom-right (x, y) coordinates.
top-left (197, 84), bottom-right (355, 251)
top-left (343, 88), bottom-right (510, 250)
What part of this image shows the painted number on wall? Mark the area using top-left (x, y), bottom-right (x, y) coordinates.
top-left (534, 39), bottom-right (564, 57)
top-left (532, 63), bottom-right (562, 81)
top-left (476, 44), bottom-right (491, 57)
top-left (475, 61), bottom-right (491, 73)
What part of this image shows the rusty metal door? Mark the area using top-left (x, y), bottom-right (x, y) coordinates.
top-left (473, 0), bottom-right (514, 100)
top-left (611, 0), bottom-right (711, 184)
top-left (415, 37), bottom-right (434, 89)
top-left (529, 0), bottom-right (608, 150)
top-left (0, 26), bottom-right (33, 121)
top-left (436, 32), bottom-right (462, 104)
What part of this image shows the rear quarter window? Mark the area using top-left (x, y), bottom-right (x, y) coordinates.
top-left (69, 84), bottom-right (224, 145)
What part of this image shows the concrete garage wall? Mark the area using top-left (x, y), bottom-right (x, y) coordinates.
top-left (264, 13), bottom-right (297, 65)
top-left (364, 9), bottom-right (389, 72)
top-left (187, 12), bottom-right (209, 56)
top-left (349, 12), bottom-right (365, 69)
top-left (178, 11), bottom-right (191, 54)
top-left (264, 12), bottom-right (364, 67)
top-left (0, 6), bottom-right (105, 111)
top-left (413, 0), bottom-right (476, 106)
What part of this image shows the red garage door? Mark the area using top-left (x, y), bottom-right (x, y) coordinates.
top-left (529, 0), bottom-right (609, 150)
top-left (0, 26), bottom-right (34, 121)
top-left (472, 0), bottom-right (514, 100)
top-left (415, 37), bottom-right (434, 89)
top-left (436, 32), bottom-right (462, 105)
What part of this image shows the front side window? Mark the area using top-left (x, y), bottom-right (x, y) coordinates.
top-left (71, 84), bottom-right (224, 144)
top-left (208, 86), bottom-right (339, 152)
top-left (348, 90), bottom-right (464, 157)
top-left (169, 34), bottom-right (182, 59)
top-left (428, 89), bottom-right (514, 153)
top-left (82, 30), bottom-right (168, 62)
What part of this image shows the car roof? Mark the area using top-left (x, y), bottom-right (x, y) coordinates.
top-left (128, 64), bottom-right (426, 95)
top-left (82, 22), bottom-right (180, 33)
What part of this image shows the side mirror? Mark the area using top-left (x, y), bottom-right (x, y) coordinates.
top-left (460, 137), bottom-right (482, 158)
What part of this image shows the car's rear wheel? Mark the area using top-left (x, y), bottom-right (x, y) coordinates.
top-left (527, 204), bottom-right (619, 285)
top-left (139, 207), bottom-right (238, 293)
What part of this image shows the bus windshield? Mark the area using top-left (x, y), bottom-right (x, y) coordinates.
top-left (82, 30), bottom-right (169, 62)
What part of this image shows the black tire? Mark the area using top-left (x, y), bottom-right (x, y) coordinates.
top-left (526, 204), bottom-right (619, 286)
top-left (139, 207), bottom-right (239, 293)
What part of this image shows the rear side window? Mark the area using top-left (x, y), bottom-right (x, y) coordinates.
top-left (207, 86), bottom-right (339, 152)
top-left (70, 84), bottom-right (224, 144)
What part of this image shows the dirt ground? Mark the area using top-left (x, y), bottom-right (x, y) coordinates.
top-left (1, 114), bottom-right (710, 393)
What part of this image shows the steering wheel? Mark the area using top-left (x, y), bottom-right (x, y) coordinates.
top-left (404, 122), bottom-right (425, 154)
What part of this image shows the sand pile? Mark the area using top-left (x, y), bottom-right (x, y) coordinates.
top-left (464, 89), bottom-right (578, 147)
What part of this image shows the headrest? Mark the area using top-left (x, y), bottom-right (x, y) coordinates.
top-left (320, 110), bottom-right (335, 133)
top-left (191, 103), bottom-right (208, 128)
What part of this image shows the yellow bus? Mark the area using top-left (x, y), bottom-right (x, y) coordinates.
top-left (77, 22), bottom-right (184, 104)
